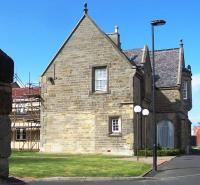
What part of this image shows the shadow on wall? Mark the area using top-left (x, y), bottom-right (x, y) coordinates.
top-left (155, 88), bottom-right (190, 150)
top-left (138, 85), bottom-right (190, 151)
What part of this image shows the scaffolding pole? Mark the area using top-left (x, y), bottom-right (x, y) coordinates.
top-left (10, 82), bottom-right (41, 151)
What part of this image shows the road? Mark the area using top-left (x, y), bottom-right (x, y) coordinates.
top-left (5, 154), bottom-right (200, 185)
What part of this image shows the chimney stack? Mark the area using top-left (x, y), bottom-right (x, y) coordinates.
top-left (107, 25), bottom-right (121, 48)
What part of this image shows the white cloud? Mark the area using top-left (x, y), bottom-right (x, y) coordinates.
top-left (189, 74), bottom-right (200, 125)
top-left (192, 74), bottom-right (200, 92)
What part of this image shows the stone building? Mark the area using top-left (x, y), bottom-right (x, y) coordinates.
top-left (125, 44), bottom-right (192, 152)
top-left (0, 49), bottom-right (14, 178)
top-left (40, 5), bottom-right (192, 155)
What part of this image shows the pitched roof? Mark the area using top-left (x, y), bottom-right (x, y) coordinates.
top-left (124, 48), bottom-right (181, 88)
top-left (41, 14), bottom-right (133, 76)
top-left (124, 48), bottom-right (143, 66)
top-left (12, 87), bottom-right (40, 98)
top-left (153, 48), bottom-right (180, 87)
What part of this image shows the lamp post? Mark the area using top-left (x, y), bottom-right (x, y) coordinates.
top-left (151, 19), bottom-right (166, 172)
top-left (142, 109), bottom-right (150, 158)
top-left (134, 105), bottom-right (142, 161)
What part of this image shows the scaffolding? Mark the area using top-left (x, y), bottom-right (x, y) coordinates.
top-left (10, 74), bottom-right (41, 151)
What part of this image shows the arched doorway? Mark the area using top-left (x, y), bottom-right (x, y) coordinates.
top-left (157, 120), bottom-right (174, 148)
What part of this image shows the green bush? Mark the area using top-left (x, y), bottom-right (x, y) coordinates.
top-left (191, 148), bottom-right (200, 154)
top-left (136, 148), bottom-right (183, 156)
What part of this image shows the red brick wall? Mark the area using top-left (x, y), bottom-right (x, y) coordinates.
top-left (196, 128), bottom-right (200, 146)
top-left (194, 126), bottom-right (200, 146)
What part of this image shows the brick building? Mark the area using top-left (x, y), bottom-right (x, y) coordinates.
top-left (40, 5), bottom-right (192, 155)
top-left (193, 126), bottom-right (200, 146)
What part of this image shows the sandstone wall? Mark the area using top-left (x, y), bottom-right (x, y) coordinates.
top-left (41, 15), bottom-right (137, 155)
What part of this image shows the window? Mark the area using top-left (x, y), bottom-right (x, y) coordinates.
top-left (93, 67), bottom-right (107, 92)
top-left (16, 128), bottom-right (26, 141)
top-left (182, 81), bottom-right (188, 100)
top-left (109, 117), bottom-right (121, 134)
top-left (16, 103), bottom-right (27, 114)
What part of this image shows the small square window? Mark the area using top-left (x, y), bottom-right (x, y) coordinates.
top-left (109, 116), bottom-right (121, 135)
top-left (92, 66), bottom-right (107, 92)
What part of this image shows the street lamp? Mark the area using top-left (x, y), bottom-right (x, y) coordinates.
top-left (151, 19), bottom-right (166, 171)
top-left (142, 109), bottom-right (150, 158)
top-left (134, 105), bottom-right (142, 161)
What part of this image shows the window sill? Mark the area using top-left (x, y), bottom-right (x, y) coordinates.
top-left (108, 133), bottom-right (122, 137)
top-left (89, 90), bottom-right (111, 95)
top-left (16, 139), bottom-right (26, 141)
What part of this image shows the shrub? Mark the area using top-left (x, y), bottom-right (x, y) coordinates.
top-left (136, 148), bottom-right (183, 156)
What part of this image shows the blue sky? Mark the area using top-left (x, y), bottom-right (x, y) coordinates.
top-left (0, 0), bottom-right (199, 125)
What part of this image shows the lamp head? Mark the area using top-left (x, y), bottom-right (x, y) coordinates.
top-left (134, 105), bottom-right (142, 113)
top-left (151, 19), bottom-right (166, 26)
top-left (142, 109), bottom-right (149, 116)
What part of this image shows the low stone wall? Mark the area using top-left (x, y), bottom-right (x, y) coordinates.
top-left (0, 84), bottom-right (12, 178)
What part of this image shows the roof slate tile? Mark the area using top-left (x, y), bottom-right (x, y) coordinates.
top-left (124, 48), bottom-right (180, 88)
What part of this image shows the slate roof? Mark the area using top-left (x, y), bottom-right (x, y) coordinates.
top-left (153, 48), bottom-right (180, 87)
top-left (123, 48), bottom-right (143, 66)
top-left (124, 48), bottom-right (181, 88)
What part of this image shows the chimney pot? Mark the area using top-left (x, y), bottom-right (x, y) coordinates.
top-left (115, 26), bottom-right (119, 33)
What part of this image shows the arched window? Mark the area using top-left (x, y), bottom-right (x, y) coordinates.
top-left (157, 120), bottom-right (174, 148)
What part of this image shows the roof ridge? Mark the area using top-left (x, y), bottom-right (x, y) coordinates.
top-left (13, 87), bottom-right (40, 89)
top-left (154, 48), bottom-right (179, 52)
top-left (106, 32), bottom-right (118, 35)
top-left (123, 48), bottom-right (143, 52)
top-left (124, 47), bottom-right (180, 52)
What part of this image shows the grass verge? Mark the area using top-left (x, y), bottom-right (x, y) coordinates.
top-left (10, 151), bottom-right (151, 178)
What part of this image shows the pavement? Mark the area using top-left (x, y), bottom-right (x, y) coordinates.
top-left (142, 154), bottom-right (200, 185)
top-left (146, 155), bottom-right (200, 178)
top-left (118, 155), bottom-right (175, 165)
top-left (2, 154), bottom-right (200, 185)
